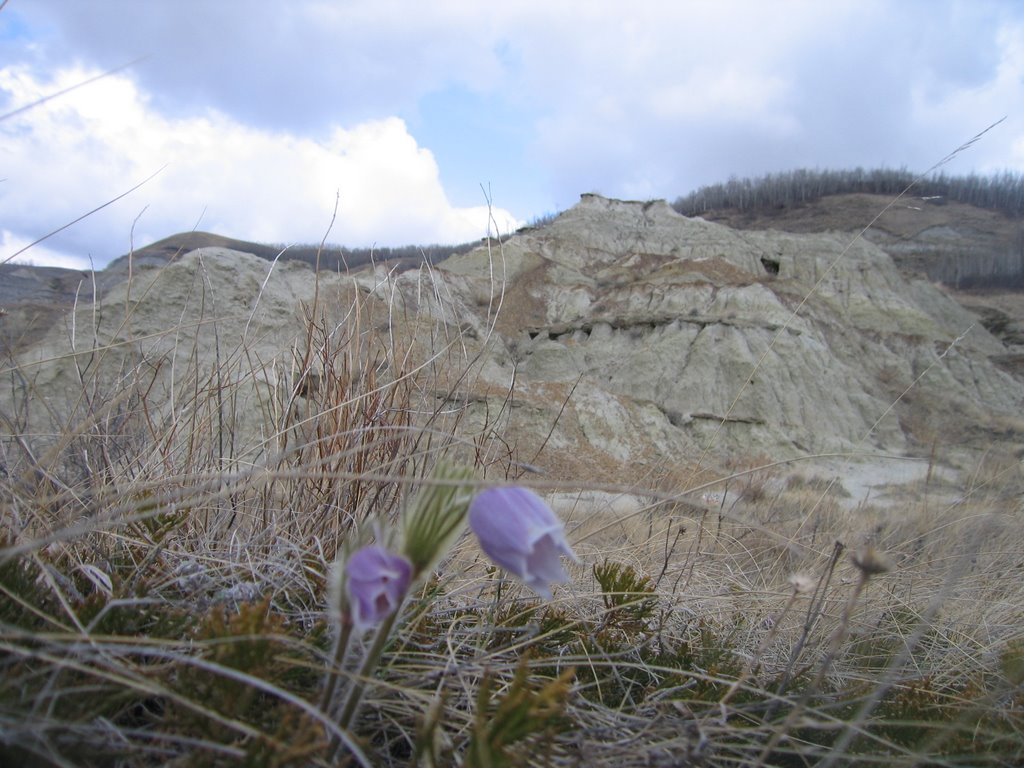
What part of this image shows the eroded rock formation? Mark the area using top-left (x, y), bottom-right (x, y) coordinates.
top-left (3, 194), bottom-right (1022, 491)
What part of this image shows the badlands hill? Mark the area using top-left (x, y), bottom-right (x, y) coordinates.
top-left (695, 191), bottom-right (1024, 290)
top-left (2, 193), bottom-right (1023, 502)
top-left (698, 191), bottom-right (1024, 369)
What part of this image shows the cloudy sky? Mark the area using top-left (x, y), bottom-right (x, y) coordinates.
top-left (2, 1), bottom-right (1024, 269)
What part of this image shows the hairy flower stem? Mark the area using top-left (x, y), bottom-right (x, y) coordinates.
top-left (717, 587), bottom-right (800, 722)
top-left (755, 565), bottom-right (875, 767)
top-left (337, 602), bottom-right (403, 732)
top-left (769, 540), bottom-right (845, 714)
top-left (319, 611), bottom-right (355, 715)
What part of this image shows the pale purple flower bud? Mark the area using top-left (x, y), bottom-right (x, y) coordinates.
top-left (345, 545), bottom-right (412, 631)
top-left (469, 487), bottom-right (578, 599)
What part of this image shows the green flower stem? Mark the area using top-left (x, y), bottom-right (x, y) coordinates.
top-left (337, 598), bottom-right (404, 731)
top-left (319, 610), bottom-right (355, 715)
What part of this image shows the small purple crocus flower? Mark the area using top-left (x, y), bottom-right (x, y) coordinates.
top-left (469, 487), bottom-right (578, 599)
top-left (345, 545), bottom-right (413, 631)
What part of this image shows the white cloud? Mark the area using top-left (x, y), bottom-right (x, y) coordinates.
top-left (9, 1), bottom-right (510, 131)
top-left (478, 0), bottom-right (1024, 199)
top-left (0, 64), bottom-right (520, 267)
top-left (909, 21), bottom-right (1024, 174)
top-left (648, 69), bottom-right (795, 131)
top-left (4, 0), bottom-right (1024, 262)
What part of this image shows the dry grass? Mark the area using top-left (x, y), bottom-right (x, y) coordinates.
top-left (1, 230), bottom-right (1022, 768)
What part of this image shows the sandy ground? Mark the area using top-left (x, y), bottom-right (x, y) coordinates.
top-left (799, 454), bottom-right (962, 509)
top-left (545, 453), bottom-right (960, 521)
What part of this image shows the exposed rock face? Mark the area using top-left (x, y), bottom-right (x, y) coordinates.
top-left (0, 264), bottom-right (94, 353)
top-left (440, 195), bottom-right (1022, 471)
top-left (3, 194), bottom-right (1022, 490)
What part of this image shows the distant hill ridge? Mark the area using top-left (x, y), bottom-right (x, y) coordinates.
top-left (673, 167), bottom-right (1024, 219)
top-left (128, 169), bottom-right (1024, 289)
top-left (108, 231), bottom-right (478, 275)
top-left (2, 176), bottom-right (1022, 360)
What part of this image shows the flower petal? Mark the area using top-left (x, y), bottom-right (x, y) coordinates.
top-left (469, 486), bottom-right (578, 598)
top-left (527, 534), bottom-right (572, 584)
top-left (345, 545), bottom-right (412, 632)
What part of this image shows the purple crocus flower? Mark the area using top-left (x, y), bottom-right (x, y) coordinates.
top-left (345, 545), bottom-right (413, 631)
top-left (469, 487), bottom-right (578, 599)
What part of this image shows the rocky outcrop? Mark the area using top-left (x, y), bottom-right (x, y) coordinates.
top-left (440, 195), bottom-right (1022, 470)
top-left (3, 194), bottom-right (1022, 491)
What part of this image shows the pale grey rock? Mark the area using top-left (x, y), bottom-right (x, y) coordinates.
top-left (440, 194), bottom-right (1024, 464)
top-left (4, 195), bottom-right (1022, 490)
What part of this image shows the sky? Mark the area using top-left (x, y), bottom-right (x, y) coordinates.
top-left (2, 1), bottom-right (1024, 270)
